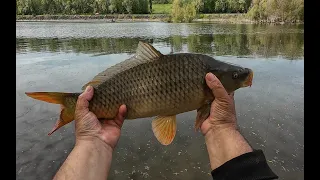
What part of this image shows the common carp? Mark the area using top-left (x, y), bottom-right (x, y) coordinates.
top-left (25, 41), bottom-right (253, 145)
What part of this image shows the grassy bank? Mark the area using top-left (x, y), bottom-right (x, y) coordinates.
top-left (16, 14), bottom-right (252, 23)
top-left (16, 14), bottom-right (168, 22)
top-left (195, 14), bottom-right (251, 23)
top-left (16, 13), bottom-right (303, 24)
top-left (152, 4), bottom-right (172, 14)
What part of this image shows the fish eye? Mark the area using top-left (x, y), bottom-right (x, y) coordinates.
top-left (232, 72), bottom-right (238, 79)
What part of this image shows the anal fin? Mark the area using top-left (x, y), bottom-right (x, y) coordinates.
top-left (152, 115), bottom-right (177, 145)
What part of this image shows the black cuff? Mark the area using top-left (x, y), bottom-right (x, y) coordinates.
top-left (211, 149), bottom-right (278, 180)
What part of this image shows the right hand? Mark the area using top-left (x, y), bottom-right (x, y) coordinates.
top-left (74, 86), bottom-right (127, 150)
top-left (200, 73), bottom-right (237, 136)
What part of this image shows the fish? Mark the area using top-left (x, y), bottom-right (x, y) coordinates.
top-left (25, 41), bottom-right (254, 145)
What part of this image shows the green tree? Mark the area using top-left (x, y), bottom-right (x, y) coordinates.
top-left (215, 0), bottom-right (227, 12)
top-left (171, 0), bottom-right (197, 22)
top-left (171, 0), bottom-right (184, 22)
top-left (122, 0), bottom-right (134, 13)
top-left (247, 0), bottom-right (304, 22)
top-left (184, 1), bottom-right (197, 22)
top-left (202, 0), bottom-right (216, 13)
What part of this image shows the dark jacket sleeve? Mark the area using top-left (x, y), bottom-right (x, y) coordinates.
top-left (211, 149), bottom-right (278, 180)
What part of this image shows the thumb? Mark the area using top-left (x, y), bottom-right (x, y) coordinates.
top-left (205, 73), bottom-right (229, 100)
top-left (76, 86), bottom-right (94, 113)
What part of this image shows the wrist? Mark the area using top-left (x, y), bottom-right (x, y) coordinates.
top-left (204, 123), bottom-right (237, 138)
top-left (204, 126), bottom-right (253, 170)
top-left (76, 136), bottom-right (113, 154)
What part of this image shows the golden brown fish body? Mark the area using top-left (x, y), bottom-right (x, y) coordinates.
top-left (25, 42), bottom-right (253, 145)
top-left (91, 53), bottom-right (210, 120)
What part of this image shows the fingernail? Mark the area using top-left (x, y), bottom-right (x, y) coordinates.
top-left (207, 73), bottom-right (215, 82)
top-left (85, 86), bottom-right (92, 92)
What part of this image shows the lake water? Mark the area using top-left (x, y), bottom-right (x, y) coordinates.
top-left (16, 22), bottom-right (304, 180)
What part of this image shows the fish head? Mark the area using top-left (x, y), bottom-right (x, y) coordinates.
top-left (210, 63), bottom-right (253, 93)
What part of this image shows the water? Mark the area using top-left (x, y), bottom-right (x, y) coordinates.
top-left (16, 22), bottom-right (304, 180)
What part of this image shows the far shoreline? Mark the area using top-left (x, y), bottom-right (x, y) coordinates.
top-left (16, 14), bottom-right (304, 25)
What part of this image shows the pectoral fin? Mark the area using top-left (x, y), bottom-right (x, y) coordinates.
top-left (195, 103), bottom-right (211, 131)
top-left (152, 115), bottom-right (177, 145)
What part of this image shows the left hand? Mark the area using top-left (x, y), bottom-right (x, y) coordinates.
top-left (74, 86), bottom-right (127, 149)
top-left (200, 73), bottom-right (237, 136)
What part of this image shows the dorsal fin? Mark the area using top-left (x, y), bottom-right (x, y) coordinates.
top-left (82, 41), bottom-right (163, 90)
top-left (134, 41), bottom-right (163, 61)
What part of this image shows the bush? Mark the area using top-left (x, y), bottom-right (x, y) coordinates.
top-left (171, 0), bottom-right (197, 22)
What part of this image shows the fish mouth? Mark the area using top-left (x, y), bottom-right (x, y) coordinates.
top-left (242, 69), bottom-right (254, 87)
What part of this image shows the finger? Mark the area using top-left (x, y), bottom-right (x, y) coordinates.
top-left (114, 104), bottom-right (127, 128)
top-left (76, 86), bottom-right (94, 113)
top-left (205, 73), bottom-right (229, 100)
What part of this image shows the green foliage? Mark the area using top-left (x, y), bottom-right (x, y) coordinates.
top-left (171, 0), bottom-right (197, 22)
top-left (122, 0), bottom-right (134, 13)
top-left (201, 0), bottom-right (215, 13)
top-left (247, 0), bottom-right (304, 22)
top-left (194, 0), bottom-right (204, 12)
top-left (196, 0), bottom-right (251, 13)
top-left (16, 0), bottom-right (149, 15)
top-left (171, 0), bottom-right (183, 22)
top-left (183, 1), bottom-right (197, 22)
top-left (152, 0), bottom-right (172, 4)
top-left (214, 0), bottom-right (227, 12)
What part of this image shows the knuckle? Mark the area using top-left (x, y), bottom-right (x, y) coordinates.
top-left (78, 94), bottom-right (87, 102)
top-left (76, 99), bottom-right (82, 106)
top-left (215, 81), bottom-right (223, 88)
top-left (79, 93), bottom-right (85, 99)
top-left (214, 85), bottom-right (224, 93)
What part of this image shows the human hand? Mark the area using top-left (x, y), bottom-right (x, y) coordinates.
top-left (201, 73), bottom-right (237, 136)
top-left (74, 86), bottom-right (127, 149)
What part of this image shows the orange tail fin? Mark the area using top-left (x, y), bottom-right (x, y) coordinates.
top-left (25, 92), bottom-right (79, 135)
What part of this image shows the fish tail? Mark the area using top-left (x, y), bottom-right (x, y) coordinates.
top-left (25, 92), bottom-right (80, 135)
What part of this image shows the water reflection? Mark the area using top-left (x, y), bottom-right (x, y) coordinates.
top-left (16, 32), bottom-right (303, 59)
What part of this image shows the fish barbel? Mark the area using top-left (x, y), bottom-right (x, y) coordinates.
top-left (25, 41), bottom-right (253, 145)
